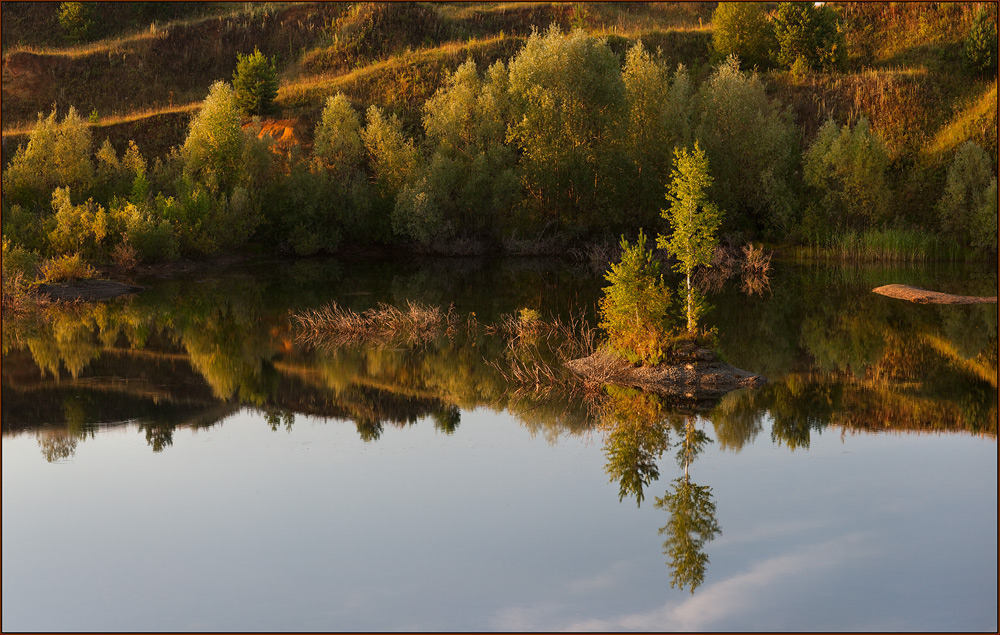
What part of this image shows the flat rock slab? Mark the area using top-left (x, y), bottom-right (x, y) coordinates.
top-left (873, 284), bottom-right (997, 304)
top-left (565, 349), bottom-right (766, 400)
top-left (36, 279), bottom-right (144, 302)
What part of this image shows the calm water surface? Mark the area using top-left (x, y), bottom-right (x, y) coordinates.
top-left (2, 257), bottom-right (996, 631)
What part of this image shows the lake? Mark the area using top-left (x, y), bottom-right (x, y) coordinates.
top-left (2, 256), bottom-right (996, 631)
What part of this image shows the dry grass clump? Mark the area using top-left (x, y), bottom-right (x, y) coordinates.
top-left (694, 242), bottom-right (772, 296)
top-left (1, 271), bottom-right (37, 317)
top-left (38, 254), bottom-right (97, 282)
top-left (569, 240), bottom-right (623, 274)
top-left (740, 243), bottom-right (772, 296)
top-left (293, 299), bottom-right (462, 348)
top-left (487, 310), bottom-right (599, 388)
top-left (111, 241), bottom-right (140, 271)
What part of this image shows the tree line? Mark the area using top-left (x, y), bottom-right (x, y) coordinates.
top-left (2, 19), bottom-right (996, 280)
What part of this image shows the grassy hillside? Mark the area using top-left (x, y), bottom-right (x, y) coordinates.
top-left (2, 2), bottom-right (714, 160)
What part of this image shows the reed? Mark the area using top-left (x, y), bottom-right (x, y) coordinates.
top-left (292, 300), bottom-right (463, 348)
top-left (487, 309), bottom-right (599, 389)
top-left (793, 227), bottom-right (964, 262)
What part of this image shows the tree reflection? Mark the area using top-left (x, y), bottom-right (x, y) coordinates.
top-left (432, 404), bottom-right (461, 435)
top-left (355, 419), bottom-right (384, 443)
top-left (265, 409), bottom-right (295, 432)
top-left (2, 259), bottom-right (996, 455)
top-left (655, 417), bottom-right (721, 594)
top-left (36, 429), bottom-right (78, 462)
top-left (599, 386), bottom-right (670, 506)
top-left (139, 422), bottom-right (174, 452)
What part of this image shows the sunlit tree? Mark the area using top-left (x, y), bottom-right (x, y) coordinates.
top-left (658, 142), bottom-right (723, 333)
top-left (711, 2), bottom-right (775, 69)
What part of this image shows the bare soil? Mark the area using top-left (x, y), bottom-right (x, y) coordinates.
top-left (35, 279), bottom-right (144, 302)
top-left (872, 284), bottom-right (998, 304)
top-left (565, 347), bottom-right (766, 400)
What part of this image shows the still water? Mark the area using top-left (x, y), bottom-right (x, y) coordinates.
top-left (2, 257), bottom-right (997, 631)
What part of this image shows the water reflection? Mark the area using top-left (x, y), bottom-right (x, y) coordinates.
top-left (2, 259), bottom-right (995, 462)
top-left (597, 385), bottom-right (721, 593)
top-left (655, 416), bottom-right (720, 594)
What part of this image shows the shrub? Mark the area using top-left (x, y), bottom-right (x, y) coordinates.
top-left (39, 254), bottom-right (97, 282)
top-left (314, 93), bottom-right (364, 176)
top-left (599, 230), bottom-right (675, 366)
top-left (265, 161), bottom-right (343, 255)
top-left (111, 241), bottom-right (139, 270)
top-left (2, 238), bottom-right (39, 285)
top-left (181, 81), bottom-right (246, 193)
top-left (711, 2), bottom-right (775, 70)
top-left (803, 116), bottom-right (890, 231)
top-left (233, 47), bottom-right (279, 116)
top-left (771, 2), bottom-right (847, 72)
top-left (938, 141), bottom-right (997, 255)
top-left (2, 107), bottom-right (95, 208)
top-left (111, 200), bottom-right (179, 262)
top-left (48, 187), bottom-right (113, 258)
top-left (58, 2), bottom-right (95, 43)
top-left (964, 8), bottom-right (998, 76)
top-left (1, 204), bottom-right (48, 254)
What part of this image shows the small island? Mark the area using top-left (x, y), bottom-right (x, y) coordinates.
top-left (566, 345), bottom-right (765, 400)
top-left (565, 143), bottom-right (767, 402)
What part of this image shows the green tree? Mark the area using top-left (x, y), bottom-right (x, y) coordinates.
top-left (359, 106), bottom-right (418, 242)
top-left (232, 47), bottom-right (279, 117)
top-left (771, 2), bottom-right (847, 72)
top-left (938, 141), bottom-right (997, 255)
top-left (599, 230), bottom-right (675, 366)
top-left (964, 7), bottom-right (997, 76)
top-left (394, 60), bottom-right (519, 246)
top-left (2, 106), bottom-right (95, 210)
top-left (507, 26), bottom-right (628, 233)
top-left (711, 2), bottom-right (775, 70)
top-left (658, 143), bottom-right (723, 333)
top-left (314, 93), bottom-right (364, 177)
top-left (622, 42), bottom-right (682, 229)
top-left (693, 57), bottom-right (797, 235)
top-left (181, 81), bottom-right (246, 192)
top-left (802, 116), bottom-right (890, 232)
top-left (58, 2), bottom-right (95, 43)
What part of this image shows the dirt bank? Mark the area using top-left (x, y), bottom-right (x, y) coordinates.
top-left (565, 347), bottom-right (766, 400)
top-left (873, 284), bottom-right (998, 304)
top-left (35, 280), bottom-right (145, 302)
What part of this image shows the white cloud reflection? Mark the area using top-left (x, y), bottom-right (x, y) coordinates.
top-left (490, 532), bottom-right (876, 632)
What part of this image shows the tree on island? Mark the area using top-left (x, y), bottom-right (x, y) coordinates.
top-left (598, 229), bottom-right (675, 366)
top-left (658, 142), bottom-right (723, 333)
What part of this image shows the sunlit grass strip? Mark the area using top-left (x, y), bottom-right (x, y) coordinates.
top-left (2, 5), bottom-right (255, 59)
top-left (279, 34), bottom-right (517, 105)
top-left (923, 80), bottom-right (997, 161)
top-left (2, 102), bottom-right (201, 137)
top-left (292, 300), bottom-right (462, 347)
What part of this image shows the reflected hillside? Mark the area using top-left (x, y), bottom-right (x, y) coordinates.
top-left (2, 259), bottom-right (996, 461)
